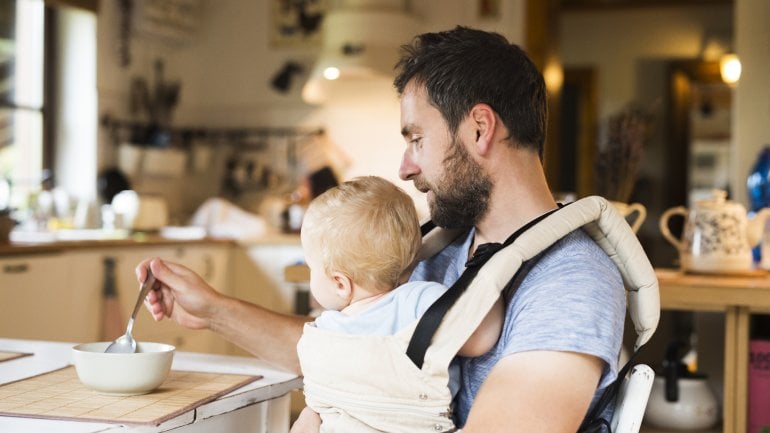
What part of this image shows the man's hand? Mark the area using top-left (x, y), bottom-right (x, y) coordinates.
top-left (462, 350), bottom-right (603, 433)
top-left (138, 257), bottom-right (222, 330)
top-left (138, 256), bottom-right (307, 374)
top-left (290, 407), bottom-right (322, 433)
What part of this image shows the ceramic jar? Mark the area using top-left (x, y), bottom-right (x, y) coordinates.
top-left (611, 201), bottom-right (647, 233)
top-left (645, 376), bottom-right (719, 430)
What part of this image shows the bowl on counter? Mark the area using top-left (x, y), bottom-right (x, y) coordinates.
top-left (71, 341), bottom-right (175, 395)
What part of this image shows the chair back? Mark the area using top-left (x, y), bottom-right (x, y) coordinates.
top-left (611, 364), bottom-right (655, 433)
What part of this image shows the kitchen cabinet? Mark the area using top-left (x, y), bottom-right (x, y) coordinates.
top-left (0, 253), bottom-right (81, 341)
top-left (0, 241), bottom-right (233, 354)
top-left (228, 237), bottom-right (304, 358)
top-left (649, 269), bottom-right (770, 433)
top-left (233, 239), bottom-right (304, 314)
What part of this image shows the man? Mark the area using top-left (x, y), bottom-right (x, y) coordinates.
top-left (141, 26), bottom-right (625, 432)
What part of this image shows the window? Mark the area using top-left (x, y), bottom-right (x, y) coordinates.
top-left (0, 0), bottom-right (45, 212)
top-left (0, 0), bottom-right (96, 230)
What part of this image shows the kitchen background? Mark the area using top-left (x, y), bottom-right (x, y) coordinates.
top-left (0, 0), bottom-right (766, 269)
top-left (33, 0), bottom-right (764, 267)
top-left (0, 1), bottom-right (769, 430)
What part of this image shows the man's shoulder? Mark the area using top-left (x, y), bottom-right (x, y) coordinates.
top-left (538, 229), bottom-right (617, 268)
top-left (515, 229), bottom-right (623, 294)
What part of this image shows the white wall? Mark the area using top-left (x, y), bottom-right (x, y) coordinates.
top-left (732, 0), bottom-right (770, 207)
top-left (96, 0), bottom-right (527, 220)
top-left (559, 3), bottom-right (734, 268)
top-left (55, 7), bottom-right (97, 206)
top-left (561, 5), bottom-right (731, 119)
top-left (560, 2), bottom-right (770, 213)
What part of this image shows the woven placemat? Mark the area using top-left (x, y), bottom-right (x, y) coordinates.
top-left (0, 366), bottom-right (262, 425)
top-left (0, 351), bottom-right (32, 363)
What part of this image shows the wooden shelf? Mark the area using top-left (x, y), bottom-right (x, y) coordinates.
top-left (658, 268), bottom-right (770, 314)
top-left (656, 269), bottom-right (770, 433)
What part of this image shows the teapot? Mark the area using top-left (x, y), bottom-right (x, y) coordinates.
top-left (659, 189), bottom-right (770, 274)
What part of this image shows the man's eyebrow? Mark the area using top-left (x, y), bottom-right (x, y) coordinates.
top-left (401, 125), bottom-right (417, 137)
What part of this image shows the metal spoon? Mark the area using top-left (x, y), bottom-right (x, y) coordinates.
top-left (105, 269), bottom-right (157, 353)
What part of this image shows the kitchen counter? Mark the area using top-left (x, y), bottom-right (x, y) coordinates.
top-left (0, 338), bottom-right (302, 432)
top-left (0, 232), bottom-right (232, 256)
top-left (0, 230), bottom-right (301, 257)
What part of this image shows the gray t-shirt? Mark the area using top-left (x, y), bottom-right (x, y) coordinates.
top-left (409, 228), bottom-right (626, 426)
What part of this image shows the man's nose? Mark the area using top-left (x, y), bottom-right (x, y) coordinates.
top-left (399, 150), bottom-right (419, 180)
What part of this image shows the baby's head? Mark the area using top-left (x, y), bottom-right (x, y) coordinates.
top-left (301, 176), bottom-right (421, 294)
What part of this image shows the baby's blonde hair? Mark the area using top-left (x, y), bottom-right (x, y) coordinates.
top-left (301, 176), bottom-right (421, 292)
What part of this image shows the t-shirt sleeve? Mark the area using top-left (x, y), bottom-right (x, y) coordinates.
top-left (501, 239), bottom-right (626, 387)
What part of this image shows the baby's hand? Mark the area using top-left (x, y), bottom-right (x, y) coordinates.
top-left (290, 406), bottom-right (322, 433)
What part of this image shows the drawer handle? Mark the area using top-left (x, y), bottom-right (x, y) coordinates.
top-left (3, 264), bottom-right (29, 274)
top-left (203, 255), bottom-right (213, 281)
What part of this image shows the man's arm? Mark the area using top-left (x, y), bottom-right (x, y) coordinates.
top-left (462, 350), bottom-right (603, 432)
top-left (210, 296), bottom-right (307, 373)
top-left (140, 257), bottom-right (307, 374)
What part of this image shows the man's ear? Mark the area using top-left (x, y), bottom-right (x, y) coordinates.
top-left (331, 271), bottom-right (354, 302)
top-left (469, 103), bottom-right (497, 156)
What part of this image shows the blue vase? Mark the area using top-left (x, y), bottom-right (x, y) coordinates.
top-left (748, 146), bottom-right (770, 212)
top-left (747, 145), bottom-right (770, 263)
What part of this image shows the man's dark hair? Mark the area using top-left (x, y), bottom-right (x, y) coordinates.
top-left (394, 26), bottom-right (547, 158)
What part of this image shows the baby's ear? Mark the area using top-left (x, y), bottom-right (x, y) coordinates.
top-left (331, 271), bottom-right (354, 302)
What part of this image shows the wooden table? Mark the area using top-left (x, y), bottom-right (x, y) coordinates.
top-left (0, 338), bottom-right (303, 432)
top-left (656, 268), bottom-right (770, 433)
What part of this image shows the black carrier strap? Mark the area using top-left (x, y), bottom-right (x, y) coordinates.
top-left (406, 205), bottom-right (563, 369)
top-left (420, 220), bottom-right (437, 237)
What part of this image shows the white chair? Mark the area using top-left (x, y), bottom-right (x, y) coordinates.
top-left (611, 364), bottom-right (655, 433)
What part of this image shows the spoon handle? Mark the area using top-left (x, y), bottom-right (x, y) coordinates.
top-left (127, 269), bottom-right (156, 333)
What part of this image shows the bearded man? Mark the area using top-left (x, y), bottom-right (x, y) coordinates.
top-left (140, 26), bottom-right (625, 433)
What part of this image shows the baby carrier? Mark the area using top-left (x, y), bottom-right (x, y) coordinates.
top-left (297, 196), bottom-right (660, 433)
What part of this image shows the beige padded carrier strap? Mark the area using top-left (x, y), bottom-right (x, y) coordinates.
top-left (417, 196), bottom-right (660, 377)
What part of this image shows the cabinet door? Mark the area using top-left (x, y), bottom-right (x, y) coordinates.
top-left (67, 248), bottom-right (167, 344)
top-left (65, 250), bottom-right (111, 343)
top-left (0, 253), bottom-right (83, 342)
top-left (168, 243), bottom-right (231, 292)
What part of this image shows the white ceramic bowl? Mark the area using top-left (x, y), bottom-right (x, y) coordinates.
top-left (72, 341), bottom-right (175, 395)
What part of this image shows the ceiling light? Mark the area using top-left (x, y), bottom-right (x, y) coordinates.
top-left (301, 2), bottom-right (418, 105)
top-left (323, 67), bottom-right (340, 80)
top-left (720, 53), bottom-right (741, 85)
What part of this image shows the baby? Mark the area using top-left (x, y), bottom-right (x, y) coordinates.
top-left (293, 175), bottom-right (503, 432)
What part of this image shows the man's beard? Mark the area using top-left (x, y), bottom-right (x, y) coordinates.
top-left (414, 136), bottom-right (492, 229)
